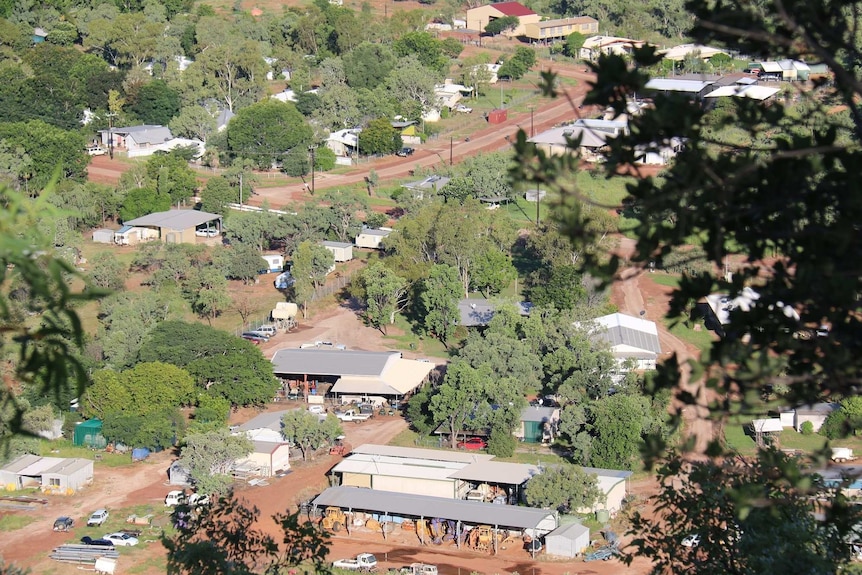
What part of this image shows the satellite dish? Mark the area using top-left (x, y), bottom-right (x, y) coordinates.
top-left (640, 310), bottom-right (646, 317)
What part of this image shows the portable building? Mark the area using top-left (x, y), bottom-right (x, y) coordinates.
top-left (488, 109), bottom-right (508, 124)
top-left (261, 254), bottom-right (284, 273)
top-left (73, 419), bottom-right (105, 447)
top-left (168, 460), bottom-right (191, 485)
top-left (355, 228), bottom-right (392, 250)
top-left (92, 229), bottom-right (115, 244)
top-left (320, 241), bottom-right (354, 262)
top-left (545, 523), bottom-right (590, 558)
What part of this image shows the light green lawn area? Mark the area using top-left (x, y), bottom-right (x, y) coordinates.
top-left (381, 315), bottom-right (449, 359)
top-left (39, 440), bottom-right (139, 468)
top-left (0, 515), bottom-right (35, 531)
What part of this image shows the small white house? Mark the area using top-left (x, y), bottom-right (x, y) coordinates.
top-left (320, 241), bottom-right (353, 262)
top-left (261, 254), bottom-right (284, 273)
top-left (114, 225), bottom-right (159, 246)
top-left (355, 228), bottom-right (392, 250)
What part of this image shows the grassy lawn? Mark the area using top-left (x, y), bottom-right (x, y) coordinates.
top-left (0, 515), bottom-right (36, 531)
top-left (664, 318), bottom-right (716, 355)
top-left (649, 273), bottom-right (681, 288)
top-left (380, 314), bottom-right (449, 359)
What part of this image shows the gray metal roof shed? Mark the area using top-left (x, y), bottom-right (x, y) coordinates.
top-left (545, 522), bottom-right (590, 558)
top-left (351, 444), bottom-right (494, 463)
top-left (448, 461), bottom-right (541, 485)
top-left (124, 209), bottom-right (221, 230)
top-left (313, 486), bottom-right (557, 532)
top-left (271, 349), bottom-right (399, 377)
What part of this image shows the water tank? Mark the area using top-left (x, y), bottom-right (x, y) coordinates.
top-left (596, 509), bottom-right (610, 523)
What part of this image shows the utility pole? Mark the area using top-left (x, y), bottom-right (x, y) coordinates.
top-left (449, 137), bottom-right (453, 166)
top-left (309, 145), bottom-right (316, 195)
top-left (239, 172), bottom-right (243, 205)
top-left (536, 188), bottom-right (540, 226)
top-left (106, 112), bottom-right (117, 160)
top-left (529, 106), bottom-right (534, 138)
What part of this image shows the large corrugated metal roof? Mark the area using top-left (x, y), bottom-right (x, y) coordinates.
top-left (312, 486), bottom-right (557, 531)
top-left (448, 461), bottom-right (541, 485)
top-left (333, 454), bottom-right (465, 481)
top-left (591, 313), bottom-right (661, 354)
top-left (124, 209), bottom-right (221, 230)
top-left (271, 349), bottom-right (399, 377)
top-left (644, 78), bottom-right (714, 93)
top-left (351, 444), bottom-right (494, 463)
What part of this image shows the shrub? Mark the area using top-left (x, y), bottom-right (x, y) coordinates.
top-left (486, 428), bottom-right (516, 458)
top-left (800, 421), bottom-right (814, 436)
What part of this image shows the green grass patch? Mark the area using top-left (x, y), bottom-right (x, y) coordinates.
top-left (649, 273), bottom-right (681, 288)
top-left (381, 314), bottom-right (449, 359)
top-left (39, 440), bottom-right (150, 468)
top-left (0, 514), bottom-right (36, 531)
top-left (663, 318), bottom-right (715, 355)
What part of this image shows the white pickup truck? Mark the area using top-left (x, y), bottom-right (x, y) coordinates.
top-left (333, 553), bottom-right (378, 572)
top-left (335, 409), bottom-right (372, 423)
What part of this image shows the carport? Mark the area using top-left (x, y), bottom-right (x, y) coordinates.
top-left (312, 485), bottom-right (558, 553)
top-left (448, 460), bottom-right (541, 504)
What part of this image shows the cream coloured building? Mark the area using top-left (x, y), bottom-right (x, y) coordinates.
top-left (466, 2), bottom-right (540, 37)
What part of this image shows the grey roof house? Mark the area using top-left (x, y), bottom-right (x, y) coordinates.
top-left (587, 313), bottom-right (661, 370)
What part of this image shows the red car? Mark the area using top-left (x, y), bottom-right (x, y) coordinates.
top-left (457, 437), bottom-right (487, 450)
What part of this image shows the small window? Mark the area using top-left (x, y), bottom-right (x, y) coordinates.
top-left (49, 478), bottom-right (60, 486)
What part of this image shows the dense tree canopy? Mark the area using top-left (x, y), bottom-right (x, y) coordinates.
top-left (227, 100), bottom-right (313, 169)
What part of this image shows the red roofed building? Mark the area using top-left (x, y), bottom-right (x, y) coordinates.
top-left (467, 2), bottom-right (541, 37)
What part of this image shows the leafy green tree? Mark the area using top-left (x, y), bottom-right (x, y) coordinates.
top-left (471, 249), bottom-right (516, 296)
top-left (385, 56), bottom-right (438, 119)
top-left (419, 264), bottom-right (461, 344)
top-left (820, 397), bottom-right (862, 439)
top-left (393, 31), bottom-right (448, 73)
top-left (179, 429), bottom-right (253, 494)
top-left (223, 244), bottom-right (266, 285)
top-left (291, 240), bottom-right (334, 318)
top-left (484, 15), bottom-right (519, 36)
top-left (562, 32), bottom-right (586, 57)
top-left (199, 176), bottom-right (235, 215)
top-left (0, 121), bottom-right (87, 189)
top-left (358, 260), bottom-right (409, 333)
top-left (120, 186), bottom-right (171, 221)
top-left (169, 105), bottom-right (218, 142)
top-left (343, 42), bottom-right (397, 90)
top-left (129, 80), bottom-right (181, 126)
top-left (281, 411), bottom-right (343, 461)
top-left (145, 152), bottom-right (199, 205)
top-left (224, 209), bottom-right (287, 253)
top-left (486, 427), bottom-right (516, 458)
top-left (524, 464), bottom-right (603, 513)
top-left (139, 321), bottom-right (279, 407)
top-left (194, 28), bottom-right (267, 111)
top-left (191, 267), bottom-right (232, 324)
top-left (97, 290), bottom-right (183, 369)
top-left (192, 394), bottom-right (231, 431)
top-left (88, 251), bottom-right (126, 292)
top-left (294, 91), bottom-right (322, 116)
top-left (322, 189), bottom-right (368, 243)
top-left (358, 118), bottom-right (402, 156)
top-left (529, 264), bottom-right (587, 310)
top-left (430, 361), bottom-right (493, 447)
top-left (227, 100), bottom-right (313, 169)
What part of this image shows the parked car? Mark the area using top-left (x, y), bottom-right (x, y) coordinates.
top-left (53, 516), bottom-right (74, 531)
top-left (253, 324), bottom-right (278, 337)
top-left (457, 437), bottom-right (487, 450)
top-left (188, 493), bottom-right (210, 507)
top-left (81, 536), bottom-right (114, 547)
top-left (103, 532), bottom-right (139, 547)
top-left (584, 545), bottom-right (618, 562)
top-left (165, 490), bottom-right (185, 506)
top-left (241, 332), bottom-right (269, 343)
top-left (396, 147), bottom-right (415, 157)
top-left (681, 534), bottom-right (701, 548)
top-left (86, 145), bottom-right (106, 156)
top-left (455, 104), bottom-right (473, 113)
top-left (195, 227), bottom-right (219, 237)
top-left (87, 509), bottom-right (109, 526)
top-left (308, 405), bottom-right (326, 415)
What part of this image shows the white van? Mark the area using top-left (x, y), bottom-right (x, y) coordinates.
top-left (165, 490), bottom-right (185, 506)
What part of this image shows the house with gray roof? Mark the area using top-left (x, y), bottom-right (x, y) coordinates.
top-left (96, 125), bottom-right (204, 158)
top-left (355, 227), bottom-right (392, 250)
top-left (402, 175), bottom-right (450, 200)
top-left (588, 312), bottom-right (661, 371)
top-left (122, 209), bottom-right (222, 244)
